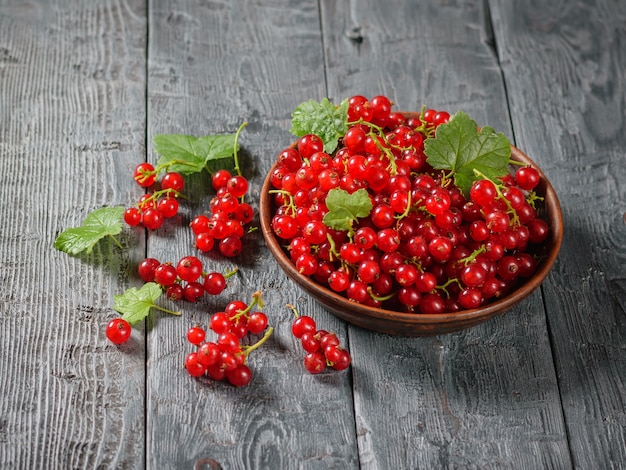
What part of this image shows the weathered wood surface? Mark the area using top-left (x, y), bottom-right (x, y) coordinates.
top-left (490, 1), bottom-right (626, 468)
top-left (0, 0), bottom-right (624, 469)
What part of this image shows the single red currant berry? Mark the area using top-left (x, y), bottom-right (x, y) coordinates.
top-left (190, 214), bottom-right (211, 235)
top-left (157, 196), bottom-right (179, 218)
top-left (458, 287), bottom-right (484, 309)
top-left (331, 349), bottom-right (352, 370)
top-left (133, 162), bottom-right (156, 187)
top-left (527, 218), bottom-right (549, 244)
top-left (226, 364), bottom-right (253, 387)
top-left (154, 263), bottom-right (178, 287)
top-left (297, 134), bottom-right (324, 159)
top-left (138, 257), bottom-right (160, 282)
top-left (303, 351), bottom-right (326, 374)
top-left (210, 312), bottom-right (232, 334)
top-left (166, 284), bottom-right (184, 301)
top-left (219, 236), bottom-right (243, 257)
top-left (183, 282), bottom-right (205, 302)
top-left (186, 326), bottom-right (206, 346)
top-left (203, 272), bottom-right (227, 295)
top-left (106, 318), bottom-right (132, 345)
top-left (185, 352), bottom-right (207, 377)
top-left (217, 332), bottom-right (241, 353)
top-left (292, 315), bottom-right (316, 339)
top-left (141, 208), bottom-right (164, 230)
top-left (247, 311), bottom-right (269, 335)
top-left (197, 342), bottom-right (220, 367)
top-left (212, 169), bottom-right (232, 190)
top-left (124, 207), bottom-right (142, 226)
top-left (515, 166), bottom-right (541, 191)
top-left (226, 175), bottom-right (249, 198)
top-left (470, 179), bottom-right (497, 207)
top-left (176, 256), bottom-right (203, 282)
top-left (195, 232), bottom-right (215, 252)
top-left (160, 172), bottom-right (185, 192)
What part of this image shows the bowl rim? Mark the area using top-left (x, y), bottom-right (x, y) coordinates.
top-left (259, 127), bottom-right (563, 330)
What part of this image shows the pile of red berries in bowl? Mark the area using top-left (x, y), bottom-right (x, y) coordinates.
top-left (259, 95), bottom-right (563, 336)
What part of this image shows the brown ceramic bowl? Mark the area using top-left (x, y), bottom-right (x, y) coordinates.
top-left (260, 119), bottom-right (563, 336)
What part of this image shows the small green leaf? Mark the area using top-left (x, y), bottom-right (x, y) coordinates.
top-left (153, 133), bottom-right (238, 175)
top-left (113, 282), bottom-right (163, 326)
top-left (323, 188), bottom-right (372, 231)
top-left (424, 112), bottom-right (511, 196)
top-left (290, 98), bottom-right (349, 153)
top-left (54, 206), bottom-right (125, 255)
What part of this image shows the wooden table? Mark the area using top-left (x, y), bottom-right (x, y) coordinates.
top-left (1, 0), bottom-right (625, 468)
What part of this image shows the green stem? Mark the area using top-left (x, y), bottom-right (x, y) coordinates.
top-left (241, 327), bottom-right (274, 358)
top-left (459, 245), bottom-right (486, 266)
top-left (367, 286), bottom-right (396, 302)
top-left (286, 303), bottom-right (299, 318)
top-left (108, 234), bottom-right (123, 249)
top-left (233, 121), bottom-right (248, 177)
top-left (151, 304), bottom-right (181, 316)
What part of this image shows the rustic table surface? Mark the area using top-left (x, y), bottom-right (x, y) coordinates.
top-left (1, 0), bottom-right (625, 468)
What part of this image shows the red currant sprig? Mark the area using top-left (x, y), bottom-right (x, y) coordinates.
top-left (287, 304), bottom-right (351, 374)
top-left (190, 123), bottom-right (254, 258)
top-left (125, 167), bottom-right (186, 230)
top-left (184, 291), bottom-right (273, 387)
top-left (137, 256), bottom-right (238, 302)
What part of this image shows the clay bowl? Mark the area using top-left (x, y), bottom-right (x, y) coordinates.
top-left (259, 122), bottom-right (563, 336)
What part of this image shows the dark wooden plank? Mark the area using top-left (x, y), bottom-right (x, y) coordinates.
top-left (321, 0), bottom-right (571, 467)
top-left (0, 1), bottom-right (147, 468)
top-left (489, 0), bottom-right (626, 467)
top-left (146, 1), bottom-right (358, 468)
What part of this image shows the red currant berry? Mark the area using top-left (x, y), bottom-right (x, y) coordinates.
top-left (515, 166), bottom-right (541, 191)
top-left (219, 236), bottom-right (243, 257)
top-left (212, 169), bottom-right (232, 190)
top-left (186, 326), bottom-right (206, 345)
top-left (226, 364), bottom-right (253, 387)
top-left (183, 282), bottom-right (205, 302)
top-left (185, 352), bottom-right (206, 377)
top-left (303, 352), bottom-right (326, 374)
top-left (138, 257), bottom-right (160, 282)
top-left (105, 318), bottom-right (132, 345)
top-left (203, 272), bottom-right (227, 295)
top-left (292, 315), bottom-right (316, 339)
top-left (176, 256), bottom-right (203, 283)
top-left (226, 175), bottom-right (249, 198)
top-left (247, 311), bottom-right (268, 335)
top-left (160, 172), bottom-right (184, 193)
top-left (141, 208), bottom-right (164, 230)
top-left (133, 162), bottom-right (156, 187)
top-left (157, 197), bottom-right (179, 218)
top-left (124, 207), bottom-right (142, 226)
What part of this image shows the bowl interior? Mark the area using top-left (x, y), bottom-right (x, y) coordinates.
top-left (260, 125), bottom-right (563, 336)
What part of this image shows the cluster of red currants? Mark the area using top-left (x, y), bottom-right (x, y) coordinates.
top-left (269, 95), bottom-right (550, 314)
top-left (138, 255), bottom-right (233, 303)
top-left (190, 169), bottom-right (254, 258)
top-left (184, 292), bottom-right (272, 387)
top-left (123, 163), bottom-right (184, 230)
top-left (289, 306), bottom-right (351, 374)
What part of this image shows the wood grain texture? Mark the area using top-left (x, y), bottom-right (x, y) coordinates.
top-left (0, 1), bottom-right (147, 468)
top-left (321, 0), bottom-right (571, 467)
top-left (489, 0), bottom-right (626, 467)
top-left (146, 1), bottom-right (358, 468)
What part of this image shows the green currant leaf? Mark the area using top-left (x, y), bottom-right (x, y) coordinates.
top-left (290, 98), bottom-right (349, 153)
top-left (323, 188), bottom-right (372, 232)
top-left (153, 133), bottom-right (238, 175)
top-left (423, 112), bottom-right (511, 196)
top-left (54, 206), bottom-right (125, 255)
top-left (113, 282), bottom-right (163, 326)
